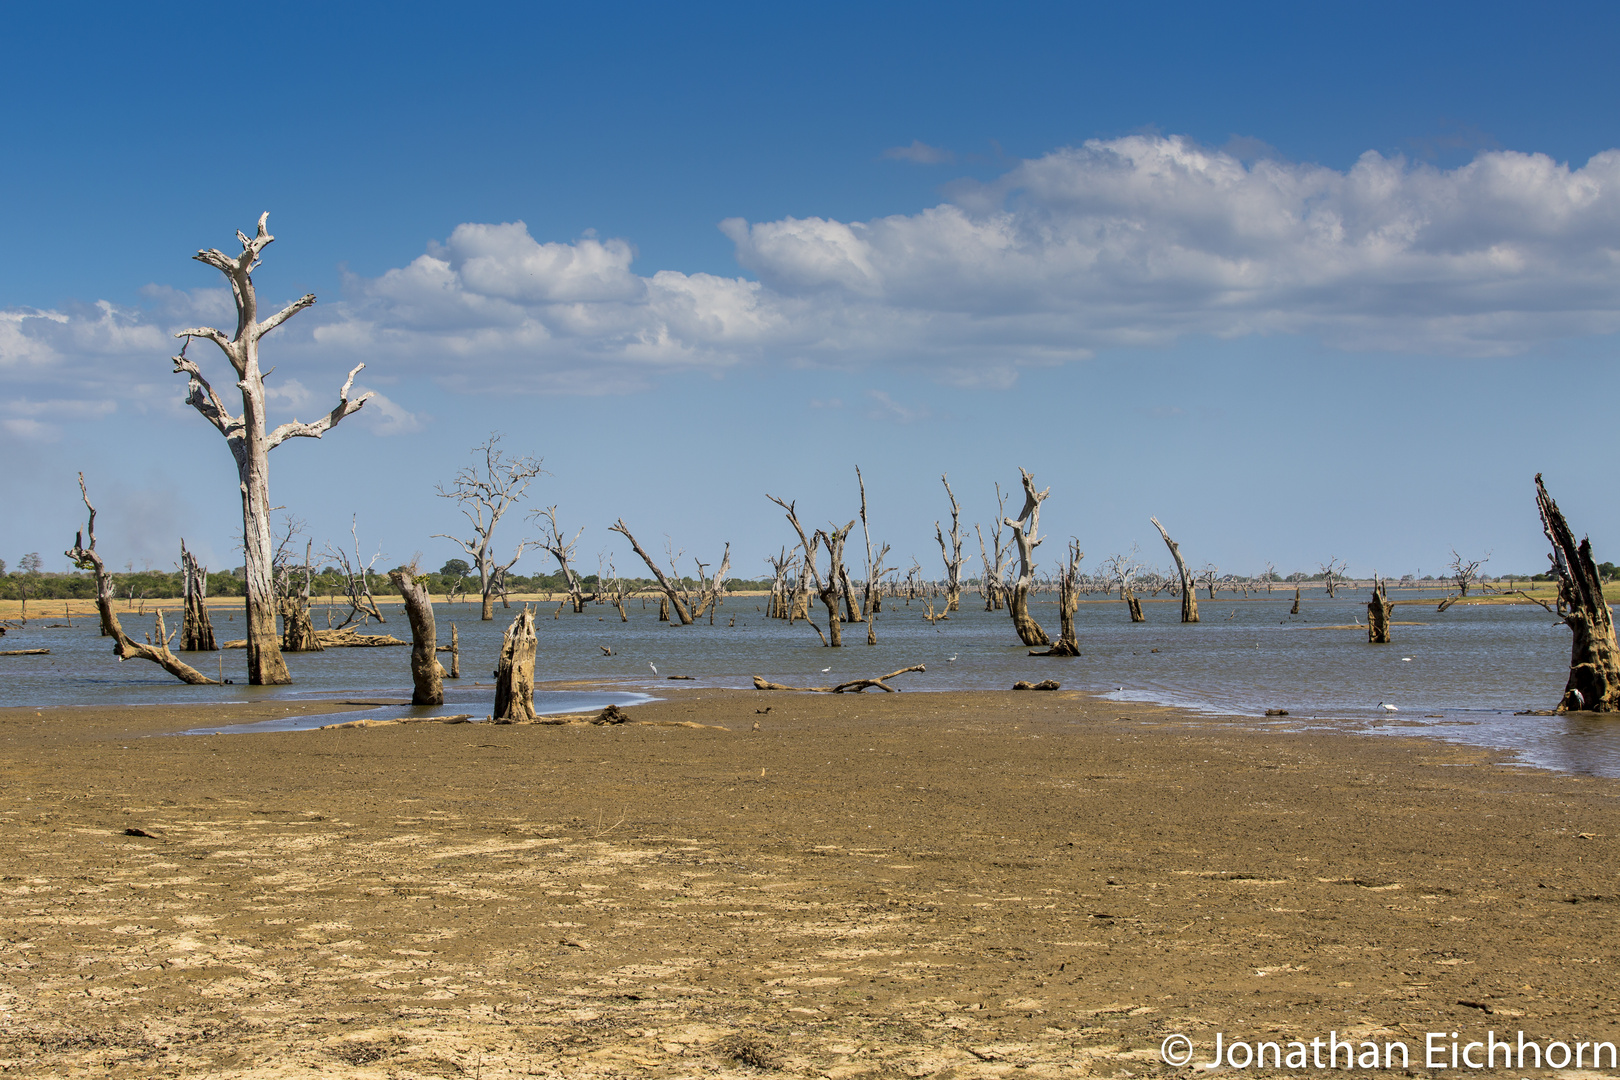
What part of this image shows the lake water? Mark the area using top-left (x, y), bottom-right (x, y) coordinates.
top-left (3, 586), bottom-right (1613, 777)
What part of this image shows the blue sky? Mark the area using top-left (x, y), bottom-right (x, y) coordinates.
top-left (3, 2), bottom-right (1618, 583)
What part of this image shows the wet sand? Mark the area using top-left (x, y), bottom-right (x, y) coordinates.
top-left (3, 689), bottom-right (1619, 1077)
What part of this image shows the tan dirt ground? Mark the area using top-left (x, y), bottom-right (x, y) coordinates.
top-left (2, 688), bottom-right (1619, 1078)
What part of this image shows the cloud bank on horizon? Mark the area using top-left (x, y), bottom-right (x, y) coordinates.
top-left (5, 134), bottom-right (1620, 433)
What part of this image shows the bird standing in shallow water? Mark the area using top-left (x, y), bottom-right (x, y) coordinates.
top-left (1379, 702), bottom-right (1398, 712)
top-left (649, 662), bottom-right (657, 675)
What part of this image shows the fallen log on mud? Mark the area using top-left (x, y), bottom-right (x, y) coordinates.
top-left (752, 664), bottom-right (926, 693)
top-left (0, 649), bottom-right (51, 656)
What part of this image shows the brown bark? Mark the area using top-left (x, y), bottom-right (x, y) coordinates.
top-left (1367, 576), bottom-right (1393, 644)
top-left (493, 607), bottom-right (538, 722)
top-left (752, 664), bottom-right (925, 693)
top-left (65, 475), bottom-right (217, 685)
top-left (1150, 516), bottom-right (1199, 623)
top-left (1032, 540), bottom-right (1084, 656)
top-left (1124, 586), bottom-right (1145, 623)
top-left (389, 567), bottom-right (444, 706)
top-left (814, 523), bottom-right (856, 648)
top-left (1535, 474), bottom-right (1620, 711)
top-left (935, 474), bottom-right (965, 612)
top-left (172, 214), bottom-right (370, 684)
top-left (1290, 587), bottom-right (1301, 615)
top-left (280, 540), bottom-right (322, 652)
top-left (180, 541), bottom-right (216, 651)
top-left (610, 520), bottom-right (694, 625)
top-left (449, 623), bottom-right (460, 678)
top-left (1004, 469), bottom-right (1051, 647)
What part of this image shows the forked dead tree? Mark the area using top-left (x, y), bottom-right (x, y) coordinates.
top-left (1532, 475), bottom-right (1620, 711)
top-left (1198, 563), bottom-right (1220, 600)
top-left (278, 534), bottom-right (322, 653)
top-left (1319, 556), bottom-right (1348, 598)
top-left (324, 518), bottom-right (386, 627)
top-left (1102, 549), bottom-right (1146, 623)
top-left (179, 540), bottom-right (216, 651)
top-left (436, 435), bottom-right (542, 621)
top-left (1032, 540), bottom-right (1085, 656)
top-left (388, 564), bottom-right (444, 706)
top-left (935, 474), bottom-right (966, 612)
top-left (609, 520), bottom-right (694, 625)
top-left (65, 474), bottom-right (217, 685)
top-left (535, 506), bottom-right (593, 613)
top-left (767, 495), bottom-right (847, 646)
top-left (1003, 468), bottom-right (1051, 647)
top-left (1150, 516), bottom-right (1199, 623)
top-left (1448, 549), bottom-right (1491, 597)
top-left (975, 482), bottom-right (1011, 610)
top-left (493, 607), bottom-right (538, 722)
top-left (855, 467), bottom-right (894, 645)
top-left (1367, 574), bottom-right (1393, 644)
top-left (171, 213), bottom-right (371, 684)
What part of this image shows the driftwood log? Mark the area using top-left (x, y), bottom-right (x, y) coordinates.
top-left (1013, 679), bottom-right (1062, 691)
top-left (752, 664), bottom-right (925, 694)
top-left (0, 649), bottom-right (50, 656)
top-left (1151, 516), bottom-right (1199, 623)
top-left (66, 474), bottom-right (217, 685)
top-left (492, 607), bottom-right (538, 722)
top-left (1534, 474), bottom-right (1620, 711)
top-left (388, 566), bottom-right (444, 706)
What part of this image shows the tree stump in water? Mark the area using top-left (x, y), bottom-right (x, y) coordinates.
top-left (493, 607), bottom-right (537, 722)
top-left (389, 567), bottom-right (444, 706)
top-left (1151, 516), bottom-right (1199, 623)
top-left (1367, 577), bottom-right (1393, 644)
top-left (180, 541), bottom-right (216, 651)
top-left (1535, 474), bottom-right (1620, 711)
top-left (1290, 586), bottom-right (1301, 615)
top-left (1125, 589), bottom-right (1145, 623)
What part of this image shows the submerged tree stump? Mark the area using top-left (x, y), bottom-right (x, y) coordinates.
top-left (1535, 475), bottom-right (1620, 711)
top-left (180, 540), bottom-right (216, 651)
top-left (1290, 586), bottom-right (1301, 615)
top-left (493, 607), bottom-right (538, 722)
top-left (1368, 576), bottom-right (1393, 644)
top-left (389, 566), bottom-right (444, 706)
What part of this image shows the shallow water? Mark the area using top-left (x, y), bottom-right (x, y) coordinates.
top-left (2, 587), bottom-right (1612, 776)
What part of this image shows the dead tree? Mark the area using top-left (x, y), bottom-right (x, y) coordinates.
top-left (1032, 540), bottom-right (1085, 656)
top-left (1003, 468), bottom-right (1052, 647)
top-left (492, 606), bottom-right (538, 722)
top-left (171, 213), bottom-right (371, 684)
top-left (1102, 549), bottom-right (1146, 622)
top-left (1533, 475), bottom-right (1620, 711)
top-left (752, 664), bottom-right (925, 693)
top-left (855, 467), bottom-right (894, 645)
top-left (388, 565), bottom-right (444, 706)
top-left (600, 553), bottom-right (630, 622)
top-left (765, 547), bottom-right (798, 619)
top-left (1448, 548), bottom-right (1491, 597)
top-left (1150, 516), bottom-right (1199, 623)
top-left (1290, 585), bottom-right (1302, 615)
top-left (323, 518), bottom-right (386, 627)
top-left (609, 519), bottom-right (693, 625)
top-left (65, 474), bottom-right (217, 685)
top-left (975, 482), bottom-right (1012, 610)
top-left (935, 474), bottom-right (966, 612)
top-left (535, 506), bottom-right (593, 613)
top-left (278, 534), bottom-right (322, 653)
top-left (435, 435), bottom-right (542, 620)
top-left (179, 540), bottom-right (216, 651)
top-left (1367, 574), bottom-right (1393, 644)
top-left (1319, 556), bottom-right (1348, 598)
top-left (767, 495), bottom-right (846, 646)
top-left (689, 546), bottom-right (733, 623)
top-left (814, 522), bottom-right (857, 647)
top-left (1198, 563), bottom-right (1220, 600)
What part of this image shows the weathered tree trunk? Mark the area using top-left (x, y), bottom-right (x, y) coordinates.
top-left (1290, 587), bottom-right (1301, 615)
top-left (815, 522), bottom-right (856, 648)
top-left (610, 519), bottom-right (693, 625)
top-left (658, 595), bottom-right (670, 622)
top-left (1150, 516), bottom-right (1199, 623)
top-left (1032, 540), bottom-right (1084, 656)
top-left (66, 475), bottom-right (218, 685)
top-left (171, 214), bottom-right (371, 684)
top-left (492, 607), bottom-right (538, 722)
top-left (281, 540), bottom-right (323, 652)
top-left (936, 474), bottom-right (965, 612)
top-left (389, 567), bottom-right (444, 706)
top-left (180, 540), bottom-right (216, 651)
top-left (1536, 474), bottom-right (1620, 711)
top-left (1004, 468), bottom-right (1051, 647)
top-left (449, 623), bottom-right (460, 679)
top-left (855, 466), bottom-right (892, 645)
top-left (1367, 576), bottom-right (1393, 643)
top-left (1123, 584), bottom-right (1145, 623)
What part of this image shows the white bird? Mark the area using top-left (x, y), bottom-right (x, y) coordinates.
top-left (947, 654), bottom-right (958, 662)
top-left (1571, 689), bottom-right (1586, 709)
top-left (1379, 702), bottom-right (1398, 712)
top-left (1401, 657), bottom-right (1412, 662)
top-left (648, 662), bottom-right (658, 675)
top-left (820, 666), bottom-right (832, 673)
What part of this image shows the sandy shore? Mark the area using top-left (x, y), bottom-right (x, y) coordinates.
top-left (3, 689), bottom-right (1619, 1077)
